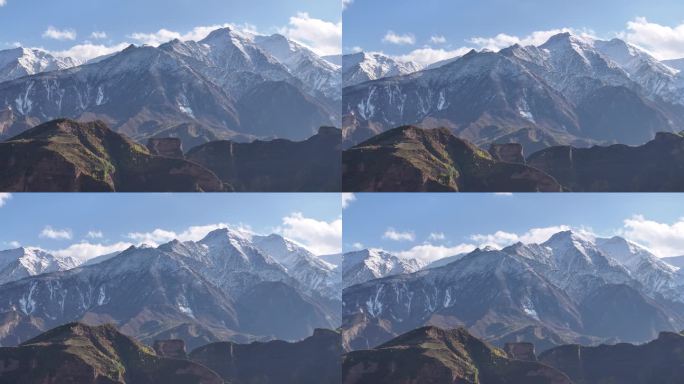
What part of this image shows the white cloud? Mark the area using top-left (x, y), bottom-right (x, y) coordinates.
top-left (342, 193), bottom-right (356, 209)
top-left (397, 243), bottom-right (476, 264)
top-left (471, 225), bottom-right (571, 249)
top-left (621, 17), bottom-right (684, 60)
top-left (0, 0), bottom-right (6, 7)
top-left (382, 31), bottom-right (416, 45)
top-left (352, 242), bottom-right (364, 250)
top-left (468, 28), bottom-right (594, 51)
top-left (278, 212), bottom-right (342, 255)
top-left (430, 35), bottom-right (447, 44)
top-left (8, 241), bottom-right (20, 248)
top-left (52, 42), bottom-right (130, 62)
top-left (494, 193), bottom-right (514, 197)
top-left (383, 228), bottom-right (415, 242)
top-left (90, 31), bottom-right (108, 39)
top-left (43, 26), bottom-right (77, 41)
top-left (428, 232), bottom-right (446, 241)
top-left (86, 230), bottom-right (104, 239)
top-left (342, 0), bottom-right (353, 10)
top-left (128, 23), bottom-right (257, 47)
top-left (39, 226), bottom-right (72, 240)
top-left (126, 223), bottom-right (250, 246)
top-left (280, 12), bottom-right (342, 56)
top-left (0, 193), bottom-right (11, 207)
top-left (395, 46), bottom-right (471, 67)
top-left (621, 215), bottom-right (684, 257)
top-left (52, 241), bottom-right (132, 261)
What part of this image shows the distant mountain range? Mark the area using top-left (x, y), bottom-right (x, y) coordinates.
top-left (0, 322), bottom-right (341, 384)
top-left (0, 228), bottom-right (341, 348)
top-left (342, 33), bottom-right (684, 151)
top-left (0, 27), bottom-right (341, 148)
top-left (343, 325), bottom-right (684, 384)
top-left (342, 230), bottom-right (684, 351)
top-left (0, 119), bottom-right (341, 192)
top-left (343, 125), bottom-right (684, 192)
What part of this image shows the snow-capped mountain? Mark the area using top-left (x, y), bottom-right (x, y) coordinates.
top-left (0, 27), bottom-right (341, 145)
top-left (254, 34), bottom-right (342, 100)
top-left (595, 236), bottom-right (683, 300)
top-left (343, 32), bottom-right (684, 150)
top-left (0, 228), bottom-right (342, 347)
top-left (594, 38), bottom-right (684, 104)
top-left (342, 249), bottom-right (423, 288)
top-left (252, 233), bottom-right (341, 299)
top-left (342, 52), bottom-right (422, 87)
top-left (0, 247), bottom-right (81, 285)
top-left (342, 230), bottom-right (684, 351)
top-left (0, 47), bottom-right (79, 84)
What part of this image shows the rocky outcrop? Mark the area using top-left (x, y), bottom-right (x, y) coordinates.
top-left (146, 138), bottom-right (184, 158)
top-left (539, 331), bottom-right (684, 384)
top-left (343, 126), bottom-right (563, 192)
top-left (190, 328), bottom-right (342, 384)
top-left (187, 126), bottom-right (341, 192)
top-left (489, 143), bottom-right (525, 164)
top-left (527, 131), bottom-right (684, 191)
top-left (343, 327), bottom-right (572, 384)
top-left (504, 342), bottom-right (537, 362)
top-left (153, 339), bottom-right (188, 360)
top-left (0, 119), bottom-right (228, 192)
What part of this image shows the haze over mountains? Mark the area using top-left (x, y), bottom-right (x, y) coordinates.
top-left (342, 33), bottom-right (684, 151)
top-left (0, 228), bottom-right (342, 349)
top-left (342, 230), bottom-right (684, 352)
top-left (0, 27), bottom-right (341, 148)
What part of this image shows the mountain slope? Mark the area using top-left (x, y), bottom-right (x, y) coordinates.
top-left (343, 126), bottom-right (563, 192)
top-left (342, 231), bottom-right (684, 351)
top-left (0, 119), bottom-right (227, 192)
top-left (0, 323), bottom-right (222, 384)
top-left (0, 229), bottom-right (341, 347)
top-left (343, 326), bottom-right (572, 384)
top-left (342, 33), bottom-right (684, 149)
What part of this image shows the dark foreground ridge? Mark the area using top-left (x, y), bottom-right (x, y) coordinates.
top-left (342, 126), bottom-right (563, 192)
top-left (343, 126), bottom-right (684, 192)
top-left (0, 119), bottom-right (341, 192)
top-left (343, 326), bottom-right (572, 384)
top-left (0, 322), bottom-right (342, 384)
top-left (343, 326), bottom-right (684, 384)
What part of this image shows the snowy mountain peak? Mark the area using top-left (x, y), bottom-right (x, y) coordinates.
top-left (0, 46), bottom-right (80, 83)
top-left (342, 51), bottom-right (422, 87)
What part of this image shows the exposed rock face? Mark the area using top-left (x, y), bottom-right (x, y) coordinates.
top-left (153, 339), bottom-right (188, 360)
top-left (0, 323), bottom-right (222, 384)
top-left (187, 126), bottom-right (341, 192)
top-left (539, 331), bottom-right (684, 384)
top-left (190, 328), bottom-right (342, 384)
top-left (527, 131), bottom-right (684, 191)
top-left (504, 342), bottom-right (537, 362)
top-left (146, 138), bottom-right (184, 158)
top-left (343, 327), bottom-right (572, 384)
top-left (342, 126), bottom-right (563, 192)
top-left (0, 119), bottom-right (228, 192)
top-left (489, 143), bottom-right (525, 164)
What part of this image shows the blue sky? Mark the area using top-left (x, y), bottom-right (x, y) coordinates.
top-left (0, 0), bottom-right (341, 59)
top-left (342, 193), bottom-right (684, 260)
top-left (343, 0), bottom-right (684, 64)
top-left (0, 193), bottom-right (342, 256)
